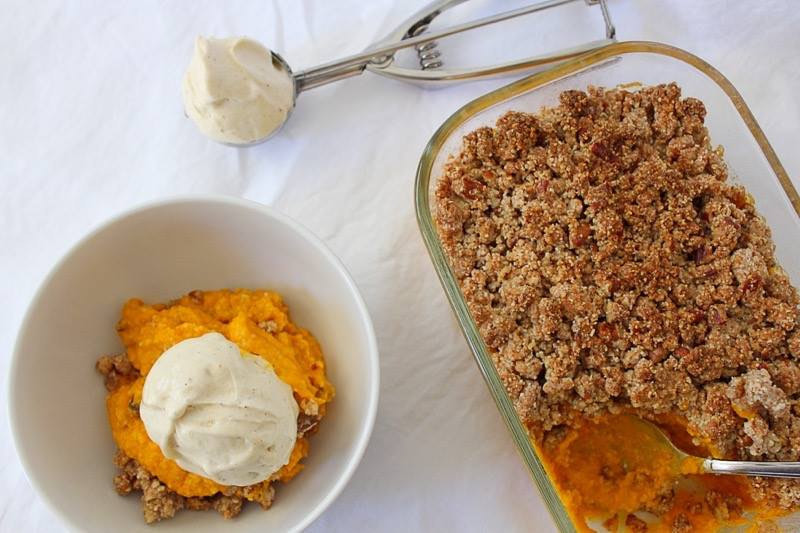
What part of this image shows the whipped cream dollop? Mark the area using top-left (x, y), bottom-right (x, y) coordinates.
top-left (182, 36), bottom-right (294, 144)
top-left (140, 332), bottom-right (299, 486)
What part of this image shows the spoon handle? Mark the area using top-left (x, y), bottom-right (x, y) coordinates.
top-left (705, 459), bottom-right (800, 478)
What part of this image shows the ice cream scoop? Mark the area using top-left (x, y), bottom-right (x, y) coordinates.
top-left (181, 1), bottom-right (618, 145)
top-left (182, 36), bottom-right (295, 145)
top-left (140, 332), bottom-right (299, 486)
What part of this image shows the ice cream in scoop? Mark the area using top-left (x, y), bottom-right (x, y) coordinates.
top-left (182, 36), bottom-right (294, 144)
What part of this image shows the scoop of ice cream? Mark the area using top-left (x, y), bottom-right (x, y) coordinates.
top-left (182, 36), bottom-right (294, 144)
top-left (140, 332), bottom-right (299, 486)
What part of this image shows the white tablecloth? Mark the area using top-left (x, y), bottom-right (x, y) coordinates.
top-left (2, 1), bottom-right (799, 531)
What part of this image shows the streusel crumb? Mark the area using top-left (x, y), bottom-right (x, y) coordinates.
top-left (435, 83), bottom-right (800, 513)
top-left (96, 353), bottom-right (138, 391)
top-left (112, 450), bottom-right (273, 523)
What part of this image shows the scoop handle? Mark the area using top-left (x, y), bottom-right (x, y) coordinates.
top-left (294, 0), bottom-right (581, 91)
top-left (705, 459), bottom-right (800, 478)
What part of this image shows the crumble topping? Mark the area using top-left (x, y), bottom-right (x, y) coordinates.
top-left (112, 450), bottom-right (273, 522)
top-left (434, 83), bottom-right (800, 513)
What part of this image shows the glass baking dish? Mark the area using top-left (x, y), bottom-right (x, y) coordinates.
top-left (415, 41), bottom-right (800, 532)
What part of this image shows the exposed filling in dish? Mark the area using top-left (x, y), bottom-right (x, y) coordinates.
top-left (96, 289), bottom-right (334, 523)
top-left (435, 83), bottom-right (800, 531)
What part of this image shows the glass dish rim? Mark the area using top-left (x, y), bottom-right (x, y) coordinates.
top-left (414, 40), bottom-right (800, 532)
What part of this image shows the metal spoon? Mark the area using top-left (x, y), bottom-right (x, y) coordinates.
top-left (244, 0), bottom-right (602, 145)
top-left (631, 415), bottom-right (800, 479)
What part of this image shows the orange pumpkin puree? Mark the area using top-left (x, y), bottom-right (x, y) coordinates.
top-left (535, 413), bottom-right (783, 532)
top-left (105, 289), bottom-right (334, 498)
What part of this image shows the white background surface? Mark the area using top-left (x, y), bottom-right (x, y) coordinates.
top-left (2, 1), bottom-right (799, 531)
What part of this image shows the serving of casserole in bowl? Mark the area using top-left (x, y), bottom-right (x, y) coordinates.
top-left (10, 196), bottom-right (379, 533)
top-left (416, 42), bottom-right (800, 532)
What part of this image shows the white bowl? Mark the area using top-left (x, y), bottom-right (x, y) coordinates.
top-left (8, 195), bottom-right (379, 533)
